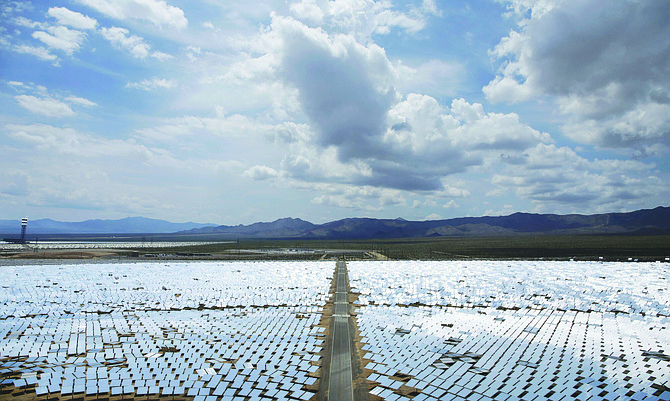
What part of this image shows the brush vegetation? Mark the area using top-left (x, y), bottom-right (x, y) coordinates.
top-left (131, 234), bottom-right (670, 261)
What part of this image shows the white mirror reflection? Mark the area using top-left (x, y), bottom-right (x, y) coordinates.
top-left (1, 261), bottom-right (331, 400)
top-left (1, 260), bottom-right (669, 400)
top-left (349, 260), bottom-right (670, 401)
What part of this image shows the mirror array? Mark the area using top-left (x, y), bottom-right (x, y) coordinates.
top-left (1, 241), bottom-right (229, 251)
top-left (349, 261), bottom-right (670, 401)
top-left (0, 261), bottom-right (331, 400)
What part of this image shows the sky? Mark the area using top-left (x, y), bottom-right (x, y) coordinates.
top-left (1, 0), bottom-right (669, 225)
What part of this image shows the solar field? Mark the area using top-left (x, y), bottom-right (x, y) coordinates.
top-left (349, 261), bottom-right (670, 401)
top-left (0, 261), bottom-right (331, 400)
top-left (1, 260), bottom-right (669, 400)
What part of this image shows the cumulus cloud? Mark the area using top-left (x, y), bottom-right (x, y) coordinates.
top-left (490, 143), bottom-right (668, 210)
top-left (100, 27), bottom-right (169, 59)
top-left (241, 15), bottom-right (554, 194)
top-left (388, 96), bottom-right (551, 152)
top-left (273, 16), bottom-right (396, 159)
top-left (64, 96), bottom-right (97, 107)
top-left (443, 199), bottom-right (458, 209)
top-left (126, 77), bottom-right (176, 90)
top-left (374, 94), bottom-right (551, 190)
top-left (75, 0), bottom-right (187, 29)
top-left (289, 0), bottom-right (438, 38)
top-left (32, 26), bottom-right (87, 55)
top-left (47, 7), bottom-right (98, 30)
top-left (290, 0), bottom-right (324, 24)
top-left (151, 51), bottom-right (172, 61)
top-left (424, 213), bottom-right (443, 220)
top-left (327, 0), bottom-right (435, 37)
top-left (19, 171), bottom-right (165, 216)
top-left (486, 0), bottom-right (670, 154)
top-left (243, 165), bottom-right (280, 181)
top-left (0, 171), bottom-right (32, 197)
top-left (310, 184), bottom-right (405, 211)
top-left (100, 26), bottom-right (150, 58)
top-left (267, 17), bottom-right (451, 190)
top-left (14, 89), bottom-right (97, 117)
top-left (15, 95), bottom-right (74, 117)
top-left (4, 123), bottom-right (182, 168)
top-left (132, 113), bottom-right (273, 145)
top-left (1, 1), bottom-right (33, 18)
top-left (12, 16), bottom-right (47, 29)
top-left (13, 44), bottom-right (58, 63)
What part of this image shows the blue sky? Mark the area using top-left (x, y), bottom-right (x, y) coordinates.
top-left (1, 0), bottom-right (668, 225)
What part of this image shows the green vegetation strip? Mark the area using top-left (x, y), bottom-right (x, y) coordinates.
top-left (128, 235), bottom-right (670, 261)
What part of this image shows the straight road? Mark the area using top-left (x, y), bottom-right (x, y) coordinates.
top-left (328, 260), bottom-right (354, 401)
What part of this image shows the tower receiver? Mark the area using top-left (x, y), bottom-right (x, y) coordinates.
top-left (3, 218), bottom-right (28, 244)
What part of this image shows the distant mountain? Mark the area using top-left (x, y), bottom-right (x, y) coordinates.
top-left (0, 217), bottom-right (213, 235)
top-left (181, 206), bottom-right (670, 239)
top-left (180, 218), bottom-right (315, 238)
top-left (2, 207), bottom-right (669, 239)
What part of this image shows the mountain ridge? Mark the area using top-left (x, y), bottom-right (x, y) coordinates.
top-left (1, 207), bottom-right (669, 238)
top-left (0, 216), bottom-right (213, 235)
top-left (182, 206), bottom-right (670, 239)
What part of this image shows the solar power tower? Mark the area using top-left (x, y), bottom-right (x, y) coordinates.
top-left (20, 218), bottom-right (27, 241)
top-left (3, 218), bottom-right (28, 244)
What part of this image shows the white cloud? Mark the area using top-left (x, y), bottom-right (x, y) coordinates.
top-left (420, 0), bottom-right (440, 16)
top-left (326, 0), bottom-right (430, 37)
top-left (436, 185), bottom-right (470, 198)
top-left (311, 194), bottom-right (361, 209)
top-left (490, 143), bottom-right (668, 209)
top-left (235, 15), bottom-right (555, 193)
top-left (150, 51), bottom-right (172, 61)
top-left (11, 16), bottom-right (47, 29)
top-left (4, 123), bottom-right (182, 168)
top-left (75, 0), bottom-right (187, 29)
top-left (243, 165), bottom-right (279, 180)
top-left (15, 95), bottom-right (74, 117)
top-left (13, 168), bottom-right (170, 216)
top-left (376, 94), bottom-right (551, 189)
top-left (290, 0), bottom-right (324, 24)
top-left (443, 200), bottom-right (459, 209)
top-left (309, 184), bottom-right (405, 211)
top-left (560, 102), bottom-right (670, 152)
top-left (132, 113), bottom-right (272, 144)
top-left (126, 77), bottom-right (176, 90)
top-left (486, 0), bottom-right (670, 154)
top-left (6, 124), bottom-right (87, 151)
top-left (272, 15), bottom-right (396, 154)
top-left (32, 26), bottom-right (86, 55)
top-left (100, 26), bottom-right (150, 58)
top-left (288, 0), bottom-right (438, 39)
top-left (13, 44), bottom-right (58, 63)
top-left (100, 28), bottom-right (168, 59)
top-left (65, 96), bottom-right (97, 107)
top-left (47, 7), bottom-right (98, 30)
top-left (1, 1), bottom-right (34, 18)
top-left (0, 170), bottom-right (32, 197)
top-left (11, 85), bottom-right (96, 115)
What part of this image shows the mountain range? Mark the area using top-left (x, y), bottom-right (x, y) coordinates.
top-left (181, 206), bottom-right (670, 239)
top-left (0, 217), bottom-right (212, 236)
top-left (2, 207), bottom-right (669, 239)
